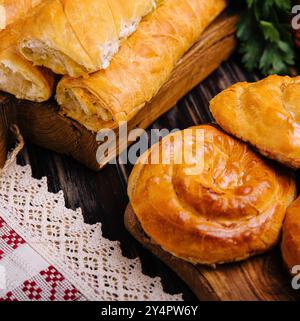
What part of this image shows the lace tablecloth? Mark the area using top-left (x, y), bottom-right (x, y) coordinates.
top-left (0, 216), bottom-right (83, 301)
top-left (0, 160), bottom-right (182, 301)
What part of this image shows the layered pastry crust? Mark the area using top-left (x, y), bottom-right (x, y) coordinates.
top-left (0, 21), bottom-right (54, 102)
top-left (0, 0), bottom-right (43, 30)
top-left (281, 197), bottom-right (300, 272)
top-left (210, 75), bottom-right (300, 169)
top-left (19, 0), bottom-right (157, 77)
top-left (56, 0), bottom-right (227, 132)
top-left (128, 125), bottom-right (296, 265)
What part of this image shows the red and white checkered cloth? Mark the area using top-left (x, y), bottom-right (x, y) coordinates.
top-left (0, 216), bottom-right (84, 301)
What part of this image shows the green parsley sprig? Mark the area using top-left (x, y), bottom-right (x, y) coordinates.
top-left (230, 0), bottom-right (295, 75)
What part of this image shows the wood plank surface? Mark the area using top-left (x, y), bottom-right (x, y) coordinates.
top-left (0, 96), bottom-right (18, 168)
top-left (125, 204), bottom-right (300, 301)
top-left (0, 34), bottom-right (294, 302)
top-left (11, 58), bottom-right (299, 301)
top-left (15, 14), bottom-right (237, 170)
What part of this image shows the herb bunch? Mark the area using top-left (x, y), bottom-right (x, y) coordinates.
top-left (231, 0), bottom-right (295, 75)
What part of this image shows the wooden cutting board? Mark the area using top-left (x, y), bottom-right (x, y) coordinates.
top-left (13, 14), bottom-right (237, 171)
top-left (125, 204), bottom-right (300, 301)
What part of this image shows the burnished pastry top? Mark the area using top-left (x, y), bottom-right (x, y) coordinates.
top-left (281, 196), bottom-right (300, 272)
top-left (128, 125), bottom-right (296, 265)
top-left (210, 75), bottom-right (300, 168)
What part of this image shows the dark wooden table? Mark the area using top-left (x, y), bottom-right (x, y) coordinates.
top-left (16, 57), bottom-right (258, 301)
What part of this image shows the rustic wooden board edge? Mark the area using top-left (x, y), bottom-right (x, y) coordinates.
top-left (124, 204), bottom-right (220, 301)
top-left (124, 204), bottom-right (300, 301)
top-left (15, 14), bottom-right (238, 171)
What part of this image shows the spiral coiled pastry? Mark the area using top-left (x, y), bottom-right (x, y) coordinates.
top-left (281, 197), bottom-right (300, 272)
top-left (128, 125), bottom-right (296, 265)
top-left (210, 75), bottom-right (300, 169)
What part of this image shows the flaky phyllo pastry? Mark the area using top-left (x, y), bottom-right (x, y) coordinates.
top-left (210, 75), bottom-right (300, 169)
top-left (56, 0), bottom-right (227, 132)
top-left (128, 125), bottom-right (296, 265)
top-left (0, 0), bottom-right (43, 30)
top-left (18, 0), bottom-right (158, 77)
top-left (0, 19), bottom-right (54, 102)
top-left (281, 196), bottom-right (300, 273)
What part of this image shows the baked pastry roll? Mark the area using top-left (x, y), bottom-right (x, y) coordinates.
top-left (0, 22), bottom-right (54, 102)
top-left (0, 0), bottom-right (42, 30)
top-left (56, 0), bottom-right (227, 131)
top-left (281, 197), bottom-right (300, 273)
top-left (128, 125), bottom-right (296, 265)
top-left (18, 0), bottom-right (157, 77)
top-left (210, 75), bottom-right (300, 169)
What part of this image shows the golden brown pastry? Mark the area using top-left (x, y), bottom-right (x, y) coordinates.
top-left (0, 0), bottom-right (43, 30)
top-left (128, 125), bottom-right (296, 265)
top-left (281, 196), bottom-right (300, 272)
top-left (210, 75), bottom-right (300, 169)
top-left (18, 0), bottom-right (157, 77)
top-left (56, 0), bottom-right (226, 132)
top-left (0, 21), bottom-right (54, 102)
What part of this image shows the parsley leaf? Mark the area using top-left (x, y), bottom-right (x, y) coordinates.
top-left (230, 0), bottom-right (295, 75)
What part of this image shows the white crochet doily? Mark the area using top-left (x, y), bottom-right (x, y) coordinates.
top-left (0, 160), bottom-right (182, 301)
